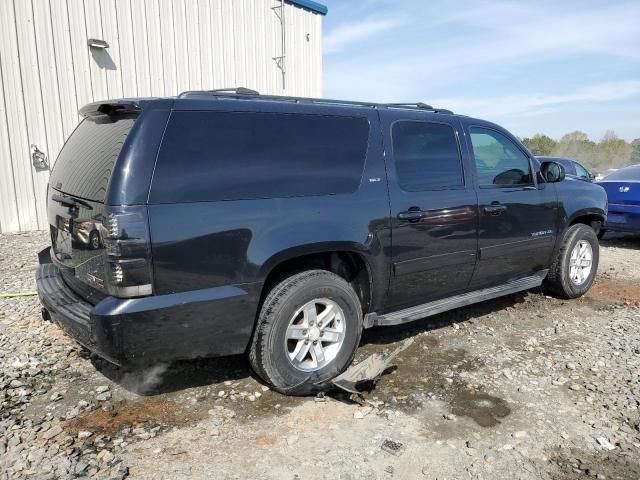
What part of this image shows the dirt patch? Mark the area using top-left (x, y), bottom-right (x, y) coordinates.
top-left (583, 279), bottom-right (640, 307)
top-left (450, 391), bottom-right (511, 427)
top-left (255, 434), bottom-right (278, 446)
top-left (65, 399), bottom-right (204, 436)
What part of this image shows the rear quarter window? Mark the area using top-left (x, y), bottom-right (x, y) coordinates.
top-left (150, 111), bottom-right (370, 203)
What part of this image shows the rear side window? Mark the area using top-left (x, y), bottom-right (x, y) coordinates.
top-left (50, 115), bottom-right (137, 202)
top-left (470, 127), bottom-right (532, 186)
top-left (150, 111), bottom-right (370, 203)
top-left (391, 121), bottom-right (463, 190)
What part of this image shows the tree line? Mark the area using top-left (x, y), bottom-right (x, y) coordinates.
top-left (521, 131), bottom-right (640, 172)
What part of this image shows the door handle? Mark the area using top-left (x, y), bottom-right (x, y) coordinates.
top-left (398, 210), bottom-right (426, 221)
top-left (483, 205), bottom-right (507, 215)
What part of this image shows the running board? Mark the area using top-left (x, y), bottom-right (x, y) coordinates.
top-left (365, 270), bottom-right (548, 328)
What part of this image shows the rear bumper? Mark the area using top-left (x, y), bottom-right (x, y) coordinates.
top-left (603, 205), bottom-right (640, 233)
top-left (36, 249), bottom-right (259, 367)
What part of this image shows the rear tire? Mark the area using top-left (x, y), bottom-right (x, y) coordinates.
top-left (248, 270), bottom-right (363, 395)
top-left (545, 224), bottom-right (599, 299)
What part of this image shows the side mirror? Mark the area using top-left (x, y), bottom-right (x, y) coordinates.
top-left (540, 161), bottom-right (565, 183)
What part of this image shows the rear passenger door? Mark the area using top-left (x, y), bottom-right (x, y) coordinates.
top-left (382, 110), bottom-right (478, 310)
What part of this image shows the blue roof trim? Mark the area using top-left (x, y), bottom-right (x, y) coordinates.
top-left (286, 0), bottom-right (328, 15)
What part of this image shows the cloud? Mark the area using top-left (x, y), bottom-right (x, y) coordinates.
top-left (323, 0), bottom-right (640, 100)
top-left (324, 17), bottom-right (403, 55)
top-left (433, 80), bottom-right (640, 119)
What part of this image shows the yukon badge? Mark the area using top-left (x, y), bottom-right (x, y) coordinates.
top-left (619, 186), bottom-right (630, 193)
top-left (531, 229), bottom-right (552, 237)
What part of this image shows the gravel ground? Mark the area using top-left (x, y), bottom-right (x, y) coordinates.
top-left (1, 231), bottom-right (639, 480)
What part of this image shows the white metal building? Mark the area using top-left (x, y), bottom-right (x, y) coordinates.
top-left (0, 0), bottom-right (326, 233)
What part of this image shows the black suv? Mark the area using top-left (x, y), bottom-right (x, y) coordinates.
top-left (37, 90), bottom-right (607, 394)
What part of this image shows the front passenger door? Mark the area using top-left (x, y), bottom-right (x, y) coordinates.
top-left (465, 125), bottom-right (558, 288)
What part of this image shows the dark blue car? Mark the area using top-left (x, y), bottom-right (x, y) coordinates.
top-left (597, 164), bottom-right (640, 238)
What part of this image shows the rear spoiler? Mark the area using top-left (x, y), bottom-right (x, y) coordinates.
top-left (79, 101), bottom-right (141, 118)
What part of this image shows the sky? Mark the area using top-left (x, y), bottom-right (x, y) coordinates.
top-left (320, 0), bottom-right (640, 142)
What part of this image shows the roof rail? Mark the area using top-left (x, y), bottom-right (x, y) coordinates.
top-left (383, 103), bottom-right (454, 114)
top-left (177, 88), bottom-right (453, 114)
top-left (178, 87), bottom-right (259, 98)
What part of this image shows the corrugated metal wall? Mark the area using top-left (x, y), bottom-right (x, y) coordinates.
top-left (0, 0), bottom-right (323, 233)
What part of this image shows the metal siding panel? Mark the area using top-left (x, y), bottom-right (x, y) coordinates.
top-left (173, 0), bottom-right (189, 92)
top-left (100, 0), bottom-right (124, 99)
top-left (243, 0), bottom-right (257, 91)
top-left (221, 0), bottom-right (236, 87)
top-left (158, 0), bottom-right (177, 95)
top-left (315, 13), bottom-right (322, 95)
top-left (210, 0), bottom-right (223, 87)
top-left (131, 0), bottom-right (151, 95)
top-left (0, 0), bottom-right (323, 232)
top-left (265, 0), bottom-right (280, 94)
top-left (198, 0), bottom-right (213, 90)
top-left (1, 0), bottom-right (39, 231)
top-left (15, 0), bottom-right (50, 229)
top-left (0, 54), bottom-right (20, 233)
top-left (145, 0), bottom-right (164, 96)
top-left (114, 0), bottom-right (138, 97)
top-left (84, 0), bottom-right (109, 101)
top-left (185, 0), bottom-right (202, 89)
top-left (49, 0), bottom-right (80, 141)
top-left (234, 0), bottom-right (248, 87)
top-left (253, 0), bottom-right (266, 93)
top-left (32, 0), bottom-right (65, 227)
top-left (68, 0), bottom-right (94, 107)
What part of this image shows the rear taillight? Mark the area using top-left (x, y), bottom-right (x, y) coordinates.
top-left (102, 206), bottom-right (153, 298)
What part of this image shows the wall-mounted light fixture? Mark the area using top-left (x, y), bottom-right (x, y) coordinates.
top-left (87, 38), bottom-right (109, 49)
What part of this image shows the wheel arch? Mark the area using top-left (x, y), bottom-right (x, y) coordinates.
top-left (568, 208), bottom-right (606, 230)
top-left (258, 243), bottom-right (375, 316)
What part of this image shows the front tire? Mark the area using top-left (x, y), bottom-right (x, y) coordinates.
top-left (248, 270), bottom-right (363, 395)
top-left (545, 224), bottom-right (599, 299)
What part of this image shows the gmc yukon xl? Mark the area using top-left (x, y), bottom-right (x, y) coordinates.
top-left (36, 90), bottom-right (607, 394)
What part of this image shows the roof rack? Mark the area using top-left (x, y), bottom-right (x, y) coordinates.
top-left (177, 88), bottom-right (453, 114)
top-left (178, 87), bottom-right (259, 98)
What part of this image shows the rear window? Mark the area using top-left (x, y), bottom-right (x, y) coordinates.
top-left (49, 114), bottom-right (137, 202)
top-left (150, 111), bottom-right (370, 203)
top-left (603, 166), bottom-right (640, 181)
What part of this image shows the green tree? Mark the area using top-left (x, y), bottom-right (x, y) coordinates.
top-left (521, 134), bottom-right (557, 156)
top-left (552, 131), bottom-right (598, 169)
top-left (631, 138), bottom-right (640, 164)
top-left (598, 131), bottom-right (632, 169)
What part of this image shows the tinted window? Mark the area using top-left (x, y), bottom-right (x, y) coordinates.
top-left (151, 111), bottom-right (369, 202)
top-left (556, 159), bottom-right (576, 176)
top-left (603, 166), bottom-right (640, 181)
top-left (392, 121), bottom-right (463, 190)
top-left (50, 114), bottom-right (137, 202)
top-left (574, 162), bottom-right (590, 179)
top-left (470, 127), bottom-right (532, 186)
